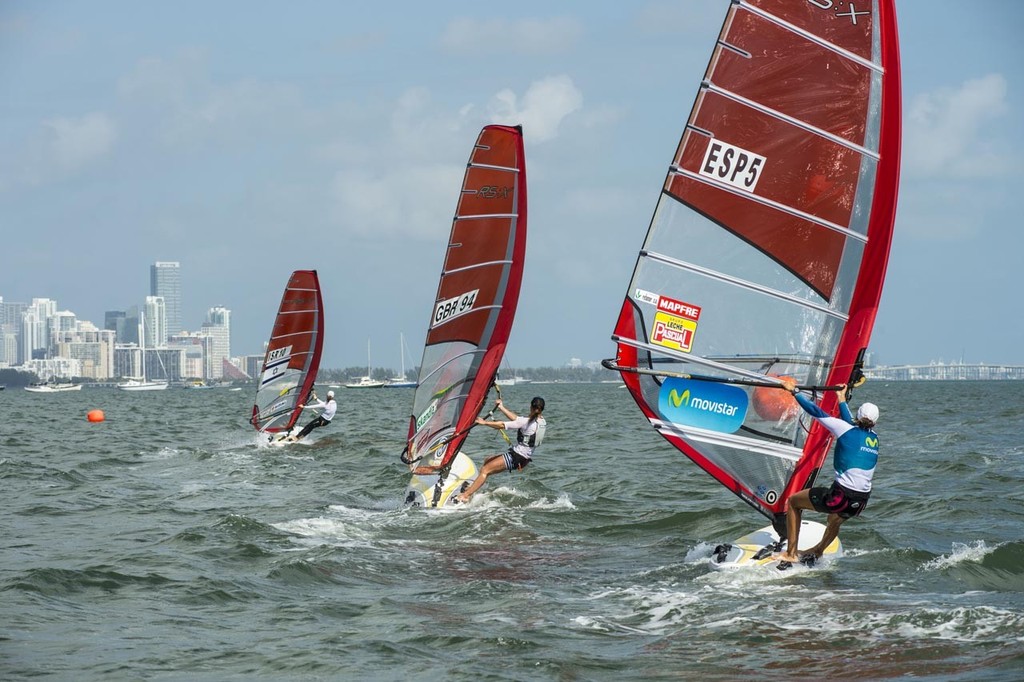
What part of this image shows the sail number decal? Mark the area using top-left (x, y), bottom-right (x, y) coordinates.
top-left (432, 289), bottom-right (479, 327)
top-left (700, 139), bottom-right (766, 192)
top-left (260, 345), bottom-right (293, 385)
top-left (635, 289), bottom-right (702, 353)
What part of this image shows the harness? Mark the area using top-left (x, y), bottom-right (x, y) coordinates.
top-left (516, 418), bottom-right (546, 448)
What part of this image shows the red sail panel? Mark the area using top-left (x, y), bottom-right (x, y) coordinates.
top-left (251, 270), bottom-right (324, 433)
top-left (746, 0), bottom-right (876, 62)
top-left (407, 125), bottom-right (527, 469)
top-left (716, 5), bottom-right (874, 144)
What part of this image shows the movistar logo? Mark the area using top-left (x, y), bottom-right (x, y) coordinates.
top-left (658, 378), bottom-right (748, 433)
top-left (865, 436), bottom-right (878, 448)
top-left (667, 388), bottom-right (739, 417)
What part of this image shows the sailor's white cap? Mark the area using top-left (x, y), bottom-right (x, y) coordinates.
top-left (326, 390), bottom-right (335, 398)
top-left (857, 402), bottom-right (879, 423)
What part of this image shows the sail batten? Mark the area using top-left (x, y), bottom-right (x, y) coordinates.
top-left (701, 83), bottom-right (881, 158)
top-left (607, 0), bottom-right (900, 524)
top-left (641, 250), bottom-right (854, 318)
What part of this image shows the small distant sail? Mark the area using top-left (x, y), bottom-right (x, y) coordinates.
top-left (405, 125), bottom-right (528, 471)
top-left (605, 1), bottom-right (902, 527)
top-left (251, 270), bottom-right (325, 434)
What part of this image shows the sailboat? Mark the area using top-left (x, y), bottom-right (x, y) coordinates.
top-left (346, 339), bottom-right (386, 388)
top-left (250, 270), bottom-right (325, 440)
top-left (402, 124), bottom-right (528, 508)
top-left (118, 310), bottom-right (169, 391)
top-left (385, 332), bottom-right (417, 388)
top-left (24, 382), bottom-right (82, 393)
top-left (603, 1), bottom-right (901, 568)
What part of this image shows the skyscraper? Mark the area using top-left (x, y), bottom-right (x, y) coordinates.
top-left (150, 261), bottom-right (181, 341)
top-left (144, 296), bottom-right (167, 348)
top-left (201, 306), bottom-right (231, 380)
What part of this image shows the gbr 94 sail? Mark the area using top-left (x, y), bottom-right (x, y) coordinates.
top-left (251, 270), bottom-right (325, 437)
top-left (403, 125), bottom-right (528, 507)
top-left (604, 0), bottom-right (901, 530)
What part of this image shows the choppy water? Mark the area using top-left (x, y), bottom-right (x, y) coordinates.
top-left (2, 381), bottom-right (1023, 680)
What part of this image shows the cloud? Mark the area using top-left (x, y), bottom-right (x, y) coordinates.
top-left (439, 16), bottom-right (582, 55)
top-left (330, 163), bottom-right (464, 240)
top-left (327, 75), bottom-right (584, 237)
top-left (487, 75), bottom-right (582, 142)
top-left (42, 113), bottom-right (118, 171)
top-left (904, 74), bottom-right (1010, 179)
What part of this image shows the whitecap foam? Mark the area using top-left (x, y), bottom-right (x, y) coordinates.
top-left (922, 540), bottom-right (995, 571)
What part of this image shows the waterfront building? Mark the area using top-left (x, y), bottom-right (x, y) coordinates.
top-left (150, 261), bottom-right (182, 339)
top-left (201, 307), bottom-right (231, 380)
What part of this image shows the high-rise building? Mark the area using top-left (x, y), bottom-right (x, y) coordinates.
top-left (20, 298), bottom-right (56, 362)
top-left (150, 261), bottom-right (181, 340)
top-left (0, 297), bottom-right (27, 365)
top-left (144, 296), bottom-right (167, 348)
top-left (201, 306), bottom-right (231, 380)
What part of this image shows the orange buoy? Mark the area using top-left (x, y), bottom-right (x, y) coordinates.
top-left (87, 409), bottom-right (105, 423)
top-left (752, 375), bottom-right (799, 421)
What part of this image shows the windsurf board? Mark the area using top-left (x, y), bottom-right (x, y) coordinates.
top-left (404, 452), bottom-right (478, 509)
top-left (710, 519), bottom-right (842, 571)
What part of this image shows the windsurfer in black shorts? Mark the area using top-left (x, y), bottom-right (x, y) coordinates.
top-left (776, 379), bottom-right (880, 567)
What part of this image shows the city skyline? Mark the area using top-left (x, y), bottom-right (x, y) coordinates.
top-left (1, 2), bottom-right (1021, 368)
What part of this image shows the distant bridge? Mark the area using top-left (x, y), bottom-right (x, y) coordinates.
top-left (865, 364), bottom-right (1024, 380)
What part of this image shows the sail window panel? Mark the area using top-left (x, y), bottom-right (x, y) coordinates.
top-left (444, 216), bottom-right (515, 271)
top-left (630, 254), bottom-right (841, 371)
top-left (742, 0), bottom-right (877, 64)
top-left (664, 431), bottom-right (796, 511)
top-left (847, 142), bottom-right (880, 239)
top-left (411, 341), bottom-right (482, 459)
top-left (643, 197), bottom-right (839, 308)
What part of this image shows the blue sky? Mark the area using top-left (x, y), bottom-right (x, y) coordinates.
top-left (1, 1), bottom-right (1021, 370)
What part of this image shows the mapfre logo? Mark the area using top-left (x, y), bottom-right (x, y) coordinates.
top-left (699, 139), bottom-right (766, 192)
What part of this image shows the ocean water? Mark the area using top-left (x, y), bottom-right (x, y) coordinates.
top-left (2, 380), bottom-right (1023, 681)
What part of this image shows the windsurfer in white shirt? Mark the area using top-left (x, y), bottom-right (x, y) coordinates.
top-left (287, 389), bottom-right (337, 441)
top-left (454, 396), bottom-right (546, 504)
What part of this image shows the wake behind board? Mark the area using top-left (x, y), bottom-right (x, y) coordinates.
top-left (710, 520), bottom-right (842, 571)
top-left (404, 452), bottom-right (478, 509)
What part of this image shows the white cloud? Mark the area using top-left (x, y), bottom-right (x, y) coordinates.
top-left (487, 75), bottom-right (582, 142)
top-left (37, 112), bottom-right (117, 177)
top-left (439, 16), bottom-right (582, 55)
top-left (330, 163), bottom-right (463, 239)
top-left (904, 74), bottom-right (1010, 179)
top-left (327, 75), bottom-right (584, 237)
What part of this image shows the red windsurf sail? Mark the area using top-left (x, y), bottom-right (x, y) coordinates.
top-left (251, 270), bottom-right (325, 434)
top-left (605, 0), bottom-right (901, 526)
top-left (405, 125), bottom-right (528, 470)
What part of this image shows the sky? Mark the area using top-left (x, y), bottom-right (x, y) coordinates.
top-left (1, 1), bottom-right (1021, 370)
